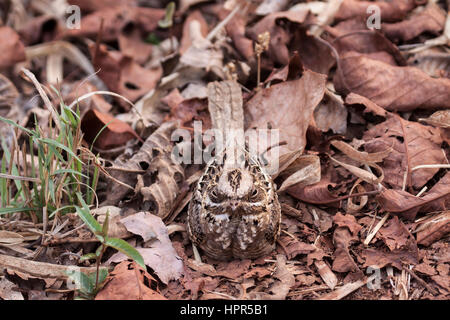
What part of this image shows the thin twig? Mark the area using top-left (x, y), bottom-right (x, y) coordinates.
top-left (206, 4), bottom-right (242, 41)
top-left (21, 68), bottom-right (61, 131)
top-left (364, 212), bottom-right (389, 245)
top-left (403, 267), bottom-right (439, 296)
top-left (0, 173), bottom-right (40, 182)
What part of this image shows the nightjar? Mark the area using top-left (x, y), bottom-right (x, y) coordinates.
top-left (187, 81), bottom-right (281, 260)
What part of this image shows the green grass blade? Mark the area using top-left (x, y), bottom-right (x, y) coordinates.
top-left (52, 169), bottom-right (88, 179)
top-left (75, 192), bottom-right (102, 233)
top-left (38, 138), bottom-right (82, 164)
top-left (0, 116), bottom-right (34, 135)
top-left (104, 237), bottom-right (145, 269)
top-left (0, 207), bottom-right (36, 215)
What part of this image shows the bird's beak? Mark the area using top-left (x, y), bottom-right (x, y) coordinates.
top-left (229, 201), bottom-right (240, 212)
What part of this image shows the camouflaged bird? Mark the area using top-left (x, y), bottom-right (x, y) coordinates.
top-left (187, 81), bottom-right (281, 260)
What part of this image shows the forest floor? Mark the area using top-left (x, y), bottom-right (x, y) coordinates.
top-left (0, 0), bottom-right (449, 300)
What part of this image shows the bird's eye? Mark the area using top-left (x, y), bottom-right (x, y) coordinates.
top-left (250, 188), bottom-right (259, 201)
top-left (210, 189), bottom-right (220, 202)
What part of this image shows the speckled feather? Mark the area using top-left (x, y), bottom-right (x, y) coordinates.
top-left (187, 81), bottom-right (281, 260)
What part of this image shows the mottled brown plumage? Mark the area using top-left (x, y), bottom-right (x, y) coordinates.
top-left (187, 81), bottom-right (281, 260)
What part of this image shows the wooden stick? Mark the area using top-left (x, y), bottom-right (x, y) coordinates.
top-left (0, 253), bottom-right (108, 280)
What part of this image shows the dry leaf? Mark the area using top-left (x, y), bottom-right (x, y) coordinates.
top-left (344, 93), bottom-right (387, 118)
top-left (81, 109), bottom-right (141, 149)
top-left (314, 89), bottom-right (347, 134)
top-left (94, 206), bottom-right (131, 239)
top-left (382, 4), bottom-right (446, 42)
top-left (416, 211), bottom-right (450, 246)
top-left (0, 27), bottom-right (26, 68)
top-left (246, 69), bottom-right (327, 157)
top-left (364, 115), bottom-right (445, 189)
top-left (112, 212), bottom-right (184, 284)
top-left (335, 52), bottom-right (450, 112)
top-left (335, 0), bottom-right (417, 22)
top-left (419, 110), bottom-right (450, 129)
top-left (325, 19), bottom-right (406, 66)
top-left (247, 9), bottom-right (310, 66)
top-left (90, 43), bottom-right (162, 106)
top-left (278, 155), bottom-right (321, 192)
top-left (179, 10), bottom-right (209, 55)
top-left (96, 261), bottom-right (166, 300)
top-left (67, 0), bottom-right (137, 12)
top-left (0, 277), bottom-right (24, 300)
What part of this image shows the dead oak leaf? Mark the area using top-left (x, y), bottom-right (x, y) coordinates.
top-left (81, 109), bottom-right (142, 149)
top-left (324, 19), bottom-right (406, 66)
top-left (0, 27), bottom-right (26, 69)
top-left (335, 52), bottom-right (450, 112)
top-left (67, 0), bottom-right (137, 13)
top-left (245, 69), bottom-right (326, 157)
top-left (108, 212), bottom-right (184, 285)
top-left (95, 261), bottom-right (166, 300)
top-left (333, 213), bottom-right (362, 236)
top-left (247, 9), bottom-right (311, 66)
top-left (378, 216), bottom-right (417, 251)
top-left (364, 114), bottom-right (445, 190)
top-left (382, 4), bottom-right (446, 42)
top-left (278, 235), bottom-right (316, 259)
top-left (335, 0), bottom-right (417, 22)
top-left (89, 43), bottom-right (162, 107)
top-left (64, 6), bottom-right (165, 42)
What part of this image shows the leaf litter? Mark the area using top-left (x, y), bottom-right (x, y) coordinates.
top-left (0, 0), bottom-right (448, 301)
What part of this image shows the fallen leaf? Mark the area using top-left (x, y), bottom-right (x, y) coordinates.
top-left (416, 210), bottom-right (450, 246)
top-left (118, 24), bottom-right (153, 65)
top-left (18, 15), bottom-right (59, 45)
top-left (278, 235), bottom-right (316, 259)
top-left (166, 97), bottom-right (210, 129)
top-left (90, 43), bottom-right (162, 106)
top-left (333, 212), bottom-right (362, 236)
top-left (335, 0), bottom-right (417, 22)
top-left (414, 260), bottom-right (437, 276)
top-left (314, 90), bottom-right (347, 134)
top-left (179, 10), bottom-right (209, 55)
top-left (247, 9), bottom-right (310, 66)
top-left (378, 216), bottom-right (417, 251)
top-left (332, 214), bottom-right (362, 275)
top-left (248, 254), bottom-right (295, 299)
top-left (361, 247), bottom-right (419, 270)
top-left (218, 8), bottom-right (254, 60)
top-left (63, 81), bottom-right (112, 114)
top-left (344, 93), bottom-right (387, 118)
top-left (94, 206), bottom-right (131, 239)
top-left (363, 114), bottom-right (445, 190)
top-left (278, 155), bottom-right (321, 192)
top-left (111, 212), bottom-right (184, 284)
top-left (0, 277), bottom-right (24, 300)
top-left (419, 110), bottom-right (450, 129)
top-left (96, 261), bottom-right (166, 300)
top-left (325, 18), bottom-right (406, 65)
top-left (64, 6), bottom-right (165, 42)
top-left (81, 109), bottom-right (141, 149)
top-left (245, 69), bottom-right (326, 157)
top-left (215, 259), bottom-right (252, 279)
top-left (288, 178), bottom-right (340, 206)
top-left (0, 27), bottom-right (26, 69)
top-left (179, 20), bottom-right (223, 75)
top-left (382, 4), bottom-right (446, 42)
top-left (335, 52), bottom-right (450, 112)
